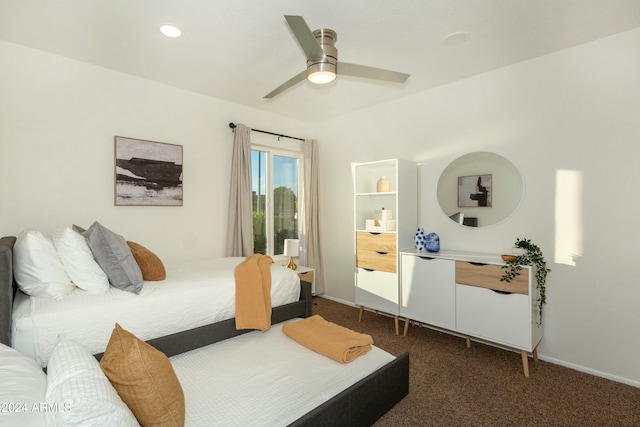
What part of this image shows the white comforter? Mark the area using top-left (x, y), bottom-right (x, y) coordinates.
top-left (14, 258), bottom-right (300, 367)
top-left (171, 320), bottom-right (395, 427)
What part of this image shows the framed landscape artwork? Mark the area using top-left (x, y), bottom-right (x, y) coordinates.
top-left (114, 136), bottom-right (183, 206)
top-left (458, 174), bottom-right (492, 207)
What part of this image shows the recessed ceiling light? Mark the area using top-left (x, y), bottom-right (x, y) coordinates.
top-left (160, 24), bottom-right (181, 38)
top-left (444, 32), bottom-right (470, 47)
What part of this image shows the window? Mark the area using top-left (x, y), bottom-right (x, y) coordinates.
top-left (252, 148), bottom-right (300, 256)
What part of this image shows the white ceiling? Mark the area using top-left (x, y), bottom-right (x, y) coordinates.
top-left (2, 0), bottom-right (639, 123)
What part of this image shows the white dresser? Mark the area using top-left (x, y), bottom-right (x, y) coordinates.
top-left (400, 250), bottom-right (543, 377)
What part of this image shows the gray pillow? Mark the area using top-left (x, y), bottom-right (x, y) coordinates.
top-left (82, 222), bottom-right (143, 294)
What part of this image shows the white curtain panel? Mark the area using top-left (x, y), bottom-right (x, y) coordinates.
top-left (225, 123), bottom-right (253, 257)
top-left (301, 139), bottom-right (324, 294)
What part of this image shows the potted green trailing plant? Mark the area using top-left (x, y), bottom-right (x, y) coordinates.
top-left (500, 238), bottom-right (551, 325)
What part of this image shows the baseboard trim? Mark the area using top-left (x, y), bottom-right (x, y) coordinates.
top-left (315, 294), bottom-right (356, 307)
top-left (537, 355), bottom-right (640, 388)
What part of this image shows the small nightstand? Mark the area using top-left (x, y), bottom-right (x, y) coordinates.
top-left (293, 266), bottom-right (315, 295)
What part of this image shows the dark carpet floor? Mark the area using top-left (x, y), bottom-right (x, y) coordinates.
top-left (311, 296), bottom-right (640, 427)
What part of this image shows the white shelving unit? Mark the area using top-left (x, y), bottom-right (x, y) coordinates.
top-left (353, 159), bottom-right (416, 334)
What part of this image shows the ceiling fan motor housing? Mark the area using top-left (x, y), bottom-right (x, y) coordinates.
top-left (307, 28), bottom-right (338, 83)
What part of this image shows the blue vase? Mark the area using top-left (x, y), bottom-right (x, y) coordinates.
top-left (414, 228), bottom-right (426, 252)
top-left (426, 232), bottom-right (440, 253)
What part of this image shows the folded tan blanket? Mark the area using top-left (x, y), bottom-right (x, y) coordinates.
top-left (235, 254), bottom-right (273, 332)
top-left (282, 315), bottom-right (373, 363)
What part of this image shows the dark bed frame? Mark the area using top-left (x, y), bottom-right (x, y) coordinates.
top-left (0, 235), bottom-right (409, 427)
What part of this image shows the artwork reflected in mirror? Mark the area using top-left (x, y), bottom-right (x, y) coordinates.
top-left (458, 174), bottom-right (492, 207)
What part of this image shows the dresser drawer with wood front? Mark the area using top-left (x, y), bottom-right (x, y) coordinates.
top-left (455, 261), bottom-right (529, 295)
top-left (356, 250), bottom-right (396, 273)
top-left (356, 232), bottom-right (397, 273)
top-left (356, 232), bottom-right (396, 252)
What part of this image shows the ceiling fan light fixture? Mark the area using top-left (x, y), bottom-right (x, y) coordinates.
top-left (306, 28), bottom-right (338, 84)
top-left (307, 62), bottom-right (337, 84)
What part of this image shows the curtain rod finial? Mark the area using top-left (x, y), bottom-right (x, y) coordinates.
top-left (229, 122), bottom-right (236, 130)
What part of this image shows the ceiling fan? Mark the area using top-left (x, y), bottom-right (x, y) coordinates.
top-left (264, 15), bottom-right (410, 99)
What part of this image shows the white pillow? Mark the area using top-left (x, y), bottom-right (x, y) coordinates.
top-left (13, 230), bottom-right (76, 299)
top-left (52, 227), bottom-right (109, 293)
top-left (0, 343), bottom-right (47, 427)
top-left (45, 336), bottom-right (139, 427)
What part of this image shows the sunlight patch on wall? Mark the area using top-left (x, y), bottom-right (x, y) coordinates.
top-left (555, 170), bottom-right (583, 266)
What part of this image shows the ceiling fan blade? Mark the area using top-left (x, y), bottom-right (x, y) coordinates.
top-left (284, 15), bottom-right (325, 60)
top-left (340, 62), bottom-right (410, 83)
top-left (263, 71), bottom-right (307, 99)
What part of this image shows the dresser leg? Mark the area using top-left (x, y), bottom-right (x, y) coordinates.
top-left (465, 335), bottom-right (471, 348)
top-left (358, 306), bottom-right (364, 322)
top-left (394, 315), bottom-right (399, 335)
top-left (521, 350), bottom-right (530, 378)
top-left (533, 347), bottom-right (539, 363)
top-left (403, 318), bottom-right (410, 336)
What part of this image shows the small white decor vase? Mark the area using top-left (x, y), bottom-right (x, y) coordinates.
top-left (376, 176), bottom-right (390, 192)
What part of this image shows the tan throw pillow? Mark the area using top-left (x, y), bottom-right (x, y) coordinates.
top-left (100, 323), bottom-right (185, 427)
top-left (126, 241), bottom-right (166, 281)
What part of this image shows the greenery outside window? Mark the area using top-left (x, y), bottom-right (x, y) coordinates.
top-left (252, 148), bottom-right (301, 255)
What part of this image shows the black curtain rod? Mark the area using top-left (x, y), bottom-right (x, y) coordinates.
top-left (228, 122), bottom-right (305, 142)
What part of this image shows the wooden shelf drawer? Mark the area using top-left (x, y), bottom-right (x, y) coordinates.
top-left (357, 250), bottom-right (396, 273)
top-left (455, 261), bottom-right (528, 295)
top-left (356, 232), bottom-right (396, 252)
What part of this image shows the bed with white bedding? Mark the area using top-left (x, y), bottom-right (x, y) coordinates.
top-left (0, 235), bottom-right (409, 426)
top-left (12, 257), bottom-right (300, 366)
top-left (172, 320), bottom-right (398, 427)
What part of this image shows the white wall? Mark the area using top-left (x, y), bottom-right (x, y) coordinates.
top-left (0, 40), bottom-right (312, 263)
top-left (316, 28), bottom-right (640, 385)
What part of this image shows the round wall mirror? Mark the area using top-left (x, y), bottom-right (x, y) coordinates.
top-left (437, 152), bottom-right (524, 228)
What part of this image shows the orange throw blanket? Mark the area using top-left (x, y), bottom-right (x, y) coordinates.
top-left (282, 315), bottom-right (373, 364)
top-left (234, 254), bottom-right (273, 332)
